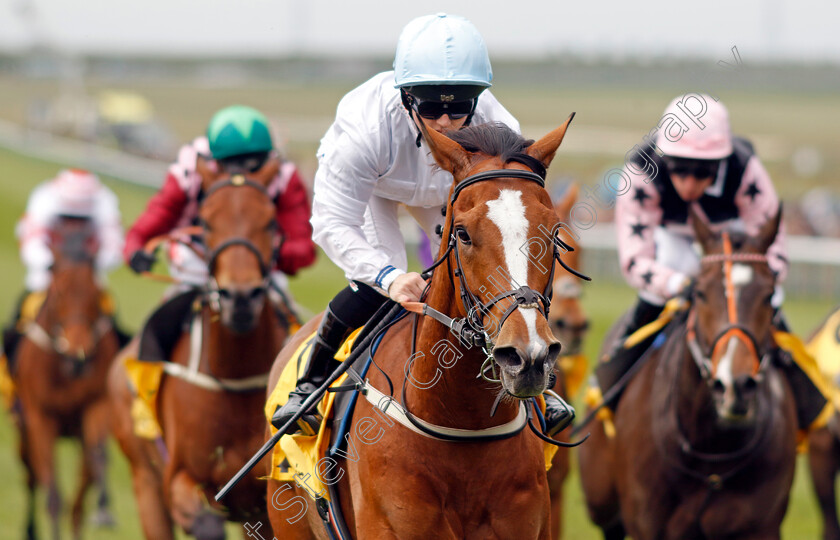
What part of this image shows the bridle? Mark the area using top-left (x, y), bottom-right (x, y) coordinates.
top-left (685, 232), bottom-right (774, 382)
top-left (25, 269), bottom-right (112, 363)
top-left (416, 166), bottom-right (589, 350)
top-left (199, 174), bottom-right (279, 310)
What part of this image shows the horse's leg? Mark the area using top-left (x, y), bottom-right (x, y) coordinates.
top-left (602, 521), bottom-right (626, 540)
top-left (266, 479), bottom-right (316, 540)
top-left (169, 470), bottom-right (226, 540)
top-left (24, 406), bottom-right (62, 540)
top-left (17, 407), bottom-right (38, 540)
top-left (107, 346), bottom-right (175, 540)
top-left (547, 446), bottom-right (569, 540)
top-left (578, 414), bottom-right (621, 532)
top-left (70, 442), bottom-right (93, 540)
top-left (78, 397), bottom-right (115, 531)
top-left (809, 425), bottom-right (840, 540)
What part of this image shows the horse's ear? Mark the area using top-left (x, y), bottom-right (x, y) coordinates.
top-left (755, 204), bottom-right (783, 254)
top-left (689, 204), bottom-right (716, 253)
top-left (420, 122), bottom-right (471, 179)
top-left (249, 153), bottom-right (282, 186)
top-left (196, 155), bottom-right (222, 190)
top-left (526, 112), bottom-right (575, 169)
top-left (554, 182), bottom-right (579, 220)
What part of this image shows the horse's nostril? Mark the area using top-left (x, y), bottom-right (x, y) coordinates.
top-left (250, 287), bottom-right (266, 300)
top-left (738, 375), bottom-right (758, 394)
top-left (547, 342), bottom-right (562, 363)
top-left (712, 379), bottom-right (726, 394)
top-left (493, 347), bottom-right (523, 370)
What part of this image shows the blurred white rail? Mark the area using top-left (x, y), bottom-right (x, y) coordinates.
top-left (0, 119), bottom-right (833, 296)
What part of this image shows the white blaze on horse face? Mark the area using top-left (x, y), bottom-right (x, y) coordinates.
top-left (486, 189), bottom-right (546, 355)
top-left (726, 263), bottom-right (753, 304)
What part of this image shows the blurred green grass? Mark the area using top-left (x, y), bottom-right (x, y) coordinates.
top-left (0, 78), bottom-right (837, 537)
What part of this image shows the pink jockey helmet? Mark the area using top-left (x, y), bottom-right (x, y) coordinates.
top-left (53, 169), bottom-right (101, 216)
top-left (655, 93), bottom-right (733, 160)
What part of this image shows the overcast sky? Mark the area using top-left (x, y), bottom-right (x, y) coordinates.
top-left (1, 0), bottom-right (839, 63)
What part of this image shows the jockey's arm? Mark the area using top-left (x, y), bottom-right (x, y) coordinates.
top-left (122, 174), bottom-right (188, 263)
top-left (273, 166), bottom-right (316, 276)
top-left (93, 186), bottom-right (125, 272)
top-left (734, 156), bottom-right (788, 283)
top-left (311, 133), bottom-right (405, 296)
top-left (17, 184), bottom-right (55, 290)
top-left (615, 169), bottom-right (688, 303)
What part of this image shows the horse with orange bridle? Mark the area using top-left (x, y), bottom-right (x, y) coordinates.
top-left (10, 217), bottom-right (121, 540)
top-left (260, 117), bottom-right (582, 539)
top-left (579, 208), bottom-right (797, 539)
top-left (546, 184), bottom-right (590, 540)
top-left (108, 160), bottom-right (290, 539)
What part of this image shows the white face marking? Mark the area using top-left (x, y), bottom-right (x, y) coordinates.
top-left (730, 263), bottom-right (753, 287)
top-left (716, 338), bottom-right (738, 411)
top-left (486, 189), bottom-right (546, 355)
top-left (722, 262), bottom-right (752, 313)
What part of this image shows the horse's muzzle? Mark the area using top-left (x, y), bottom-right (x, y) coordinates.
top-left (493, 341), bottom-right (561, 397)
top-left (219, 286), bottom-right (266, 333)
top-left (712, 374), bottom-right (759, 425)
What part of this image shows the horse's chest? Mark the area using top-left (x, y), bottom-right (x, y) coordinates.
top-left (348, 441), bottom-right (548, 538)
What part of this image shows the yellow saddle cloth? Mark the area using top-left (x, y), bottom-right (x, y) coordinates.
top-left (124, 357), bottom-right (165, 440)
top-left (264, 329), bottom-right (560, 501)
top-left (558, 353), bottom-right (588, 399)
top-left (264, 328), bottom-right (363, 500)
top-left (807, 307), bottom-right (840, 396)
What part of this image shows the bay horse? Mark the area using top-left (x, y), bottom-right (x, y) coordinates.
top-left (108, 160), bottom-right (288, 539)
top-left (579, 207), bottom-right (797, 540)
top-left (11, 217), bottom-right (121, 540)
top-left (265, 117), bottom-right (577, 539)
top-left (546, 183), bottom-right (589, 540)
top-left (806, 307), bottom-right (840, 540)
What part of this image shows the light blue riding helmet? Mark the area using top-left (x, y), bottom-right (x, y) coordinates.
top-left (393, 13), bottom-right (493, 98)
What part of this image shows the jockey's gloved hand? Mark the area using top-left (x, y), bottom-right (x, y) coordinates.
top-left (674, 276), bottom-right (697, 302)
top-left (128, 250), bottom-right (157, 274)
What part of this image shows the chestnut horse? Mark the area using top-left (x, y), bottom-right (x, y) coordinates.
top-left (12, 218), bottom-right (121, 540)
top-left (108, 162), bottom-right (288, 539)
top-left (265, 118), bottom-right (577, 539)
top-left (579, 208), bottom-right (797, 539)
top-left (806, 307), bottom-right (840, 540)
top-left (546, 183), bottom-right (589, 540)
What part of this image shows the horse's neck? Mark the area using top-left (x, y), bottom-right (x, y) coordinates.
top-left (404, 276), bottom-right (521, 430)
top-left (202, 305), bottom-right (283, 379)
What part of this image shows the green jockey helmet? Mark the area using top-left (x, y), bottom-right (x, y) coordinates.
top-left (206, 105), bottom-right (274, 160)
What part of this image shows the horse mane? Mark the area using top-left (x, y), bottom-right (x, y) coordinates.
top-left (447, 122), bottom-right (545, 177)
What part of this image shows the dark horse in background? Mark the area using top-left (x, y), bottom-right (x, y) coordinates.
top-left (579, 207), bottom-right (797, 539)
top-left (108, 159), bottom-right (289, 539)
top-left (10, 217), bottom-right (121, 540)
top-left (546, 183), bottom-right (590, 540)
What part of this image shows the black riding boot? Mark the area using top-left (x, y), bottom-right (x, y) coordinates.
top-left (2, 290), bottom-right (30, 374)
top-left (543, 392), bottom-right (576, 436)
top-left (271, 306), bottom-right (354, 435)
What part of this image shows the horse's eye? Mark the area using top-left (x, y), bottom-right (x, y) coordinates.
top-left (695, 289), bottom-right (707, 302)
top-left (455, 227), bottom-right (471, 245)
